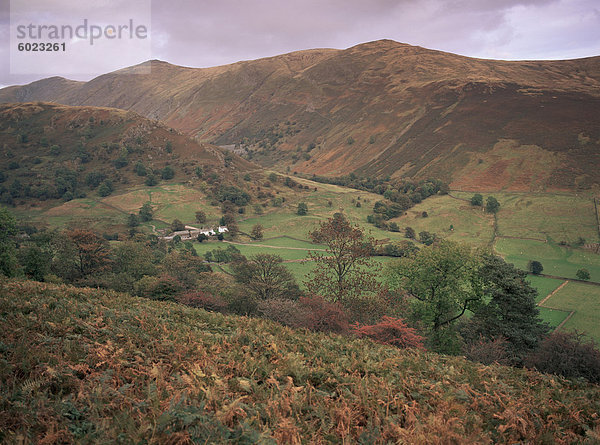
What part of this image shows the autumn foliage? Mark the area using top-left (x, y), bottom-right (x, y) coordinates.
top-left (176, 291), bottom-right (228, 313)
top-left (525, 331), bottom-right (600, 383)
top-left (352, 316), bottom-right (425, 349)
top-left (305, 213), bottom-right (379, 303)
top-left (296, 295), bottom-right (350, 333)
top-left (2, 279), bottom-right (600, 443)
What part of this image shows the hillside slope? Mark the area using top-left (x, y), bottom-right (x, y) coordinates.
top-left (0, 102), bottom-right (253, 206)
top-left (1, 40), bottom-right (599, 190)
top-left (1, 278), bottom-right (599, 443)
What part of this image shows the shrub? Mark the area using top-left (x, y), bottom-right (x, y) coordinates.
top-left (161, 166), bottom-right (175, 180)
top-left (176, 291), bottom-right (227, 313)
top-left (145, 275), bottom-right (184, 301)
top-left (97, 180), bottom-right (113, 197)
top-left (576, 268), bottom-right (590, 281)
top-left (257, 298), bottom-right (311, 328)
top-left (226, 292), bottom-right (258, 316)
top-left (470, 193), bottom-right (483, 206)
top-left (419, 231), bottom-right (435, 246)
top-left (145, 174), bottom-right (158, 186)
top-left (134, 161), bottom-right (147, 176)
top-left (524, 331), bottom-right (600, 383)
top-left (463, 336), bottom-right (511, 365)
top-left (297, 202), bottom-right (308, 215)
top-left (352, 316), bottom-right (424, 349)
top-left (296, 296), bottom-right (349, 334)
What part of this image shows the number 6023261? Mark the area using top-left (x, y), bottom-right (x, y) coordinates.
top-left (18, 42), bottom-right (66, 51)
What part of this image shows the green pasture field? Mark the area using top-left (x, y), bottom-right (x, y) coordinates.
top-left (495, 238), bottom-right (600, 282)
top-left (526, 275), bottom-right (565, 303)
top-left (253, 236), bottom-right (321, 249)
top-left (451, 191), bottom-right (599, 244)
top-left (193, 240), bottom-right (318, 262)
top-left (537, 307), bottom-right (570, 328)
top-left (391, 195), bottom-right (495, 247)
top-left (542, 281), bottom-right (600, 342)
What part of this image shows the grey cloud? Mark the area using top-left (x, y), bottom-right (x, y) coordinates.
top-left (1, 0), bottom-right (599, 86)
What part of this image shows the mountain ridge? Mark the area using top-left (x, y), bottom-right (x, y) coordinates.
top-left (1, 39), bottom-right (599, 190)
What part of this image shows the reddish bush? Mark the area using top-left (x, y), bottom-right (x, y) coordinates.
top-left (176, 291), bottom-right (227, 313)
top-left (464, 336), bottom-right (511, 365)
top-left (297, 295), bottom-right (350, 334)
top-left (524, 331), bottom-right (600, 383)
top-left (352, 316), bottom-right (425, 349)
top-left (257, 298), bottom-right (311, 328)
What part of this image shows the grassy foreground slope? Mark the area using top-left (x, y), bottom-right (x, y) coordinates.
top-left (1, 279), bottom-right (600, 444)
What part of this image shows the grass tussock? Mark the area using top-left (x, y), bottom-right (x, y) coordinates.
top-left (1, 278), bottom-right (600, 443)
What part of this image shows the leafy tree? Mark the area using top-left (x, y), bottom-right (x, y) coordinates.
top-left (231, 254), bottom-right (300, 301)
top-left (576, 268), bottom-right (591, 281)
top-left (85, 171), bottom-right (106, 189)
top-left (20, 245), bottom-right (50, 281)
top-left (134, 161), bottom-right (147, 176)
top-left (0, 207), bottom-right (18, 277)
top-left (145, 173), bottom-right (158, 186)
top-left (127, 213), bottom-right (139, 228)
top-left (486, 196), bottom-right (500, 214)
top-left (297, 202), bottom-right (308, 215)
top-left (405, 226), bottom-right (416, 239)
top-left (112, 241), bottom-right (156, 281)
top-left (161, 251), bottom-right (211, 289)
top-left (386, 240), bottom-right (483, 352)
top-left (161, 166), bottom-right (175, 180)
top-left (268, 172), bottom-right (278, 183)
top-left (305, 213), bottom-right (378, 303)
top-left (471, 193), bottom-right (483, 206)
top-left (139, 203), bottom-right (153, 222)
top-left (195, 210), bottom-right (207, 224)
top-left (382, 240), bottom-right (418, 258)
top-left (222, 213), bottom-right (239, 237)
top-left (528, 260), bottom-right (544, 275)
top-left (197, 233), bottom-right (208, 243)
top-left (217, 186), bottom-right (250, 206)
top-left (66, 229), bottom-right (111, 277)
top-left (165, 141), bottom-right (173, 153)
top-left (460, 254), bottom-right (549, 364)
top-left (419, 231), bottom-right (435, 246)
top-left (388, 222), bottom-right (400, 232)
top-left (97, 180), bottom-right (113, 197)
top-left (250, 223), bottom-right (264, 240)
top-left (204, 245), bottom-right (242, 263)
top-left (194, 166), bottom-right (204, 178)
top-left (171, 219), bottom-right (185, 232)
top-left (55, 168), bottom-right (78, 197)
top-left (112, 154), bottom-right (128, 169)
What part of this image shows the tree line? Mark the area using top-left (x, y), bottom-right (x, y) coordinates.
top-left (1, 206), bottom-right (598, 383)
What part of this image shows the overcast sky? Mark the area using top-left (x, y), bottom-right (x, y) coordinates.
top-left (1, 0), bottom-right (599, 88)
